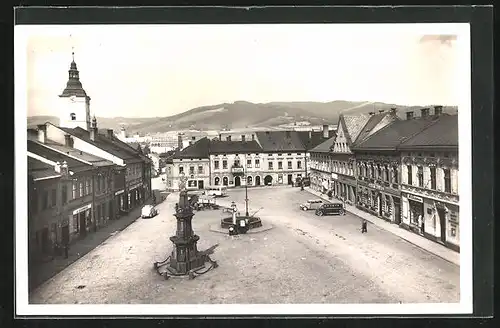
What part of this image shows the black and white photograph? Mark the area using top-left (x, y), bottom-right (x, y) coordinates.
top-left (15, 17), bottom-right (475, 316)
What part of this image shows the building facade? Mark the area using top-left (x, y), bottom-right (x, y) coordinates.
top-left (309, 136), bottom-right (336, 194)
top-left (399, 111), bottom-right (459, 251)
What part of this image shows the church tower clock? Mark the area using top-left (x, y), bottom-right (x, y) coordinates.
top-left (58, 52), bottom-right (91, 130)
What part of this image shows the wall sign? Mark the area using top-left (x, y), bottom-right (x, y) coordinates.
top-left (72, 203), bottom-right (92, 215)
top-left (407, 194), bottom-right (423, 203)
top-left (114, 189), bottom-right (125, 196)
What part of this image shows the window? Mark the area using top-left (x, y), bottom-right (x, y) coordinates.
top-left (214, 177), bottom-right (220, 185)
top-left (179, 166), bottom-right (184, 174)
top-left (287, 153), bottom-right (292, 156)
top-left (222, 160), bottom-right (228, 169)
top-left (198, 166), bottom-right (203, 174)
top-left (407, 165), bottom-right (413, 185)
top-left (297, 161), bottom-right (302, 169)
top-left (443, 169), bottom-right (451, 193)
top-left (278, 161), bottom-right (283, 170)
top-left (79, 182), bottom-right (84, 197)
top-left (287, 161), bottom-right (292, 169)
top-left (417, 166), bottom-right (424, 187)
top-left (59, 185), bottom-right (66, 205)
top-left (189, 166), bottom-right (195, 175)
top-left (85, 180), bottom-right (90, 195)
top-left (247, 159), bottom-right (252, 168)
top-left (51, 188), bottom-right (57, 207)
top-left (297, 153), bottom-right (302, 156)
top-left (214, 160), bottom-right (220, 170)
top-left (268, 153), bottom-right (272, 156)
top-left (430, 167), bottom-right (436, 190)
top-left (268, 162), bottom-right (274, 170)
top-left (377, 165), bottom-right (382, 179)
top-left (42, 191), bottom-right (49, 209)
top-left (234, 159), bottom-right (240, 166)
top-left (188, 180), bottom-right (197, 188)
top-left (70, 113), bottom-right (76, 120)
top-left (72, 182), bottom-right (77, 199)
top-left (255, 159), bottom-right (260, 168)
top-left (393, 166), bottom-right (398, 183)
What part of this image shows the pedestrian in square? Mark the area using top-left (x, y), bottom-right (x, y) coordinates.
top-left (361, 219), bottom-right (368, 233)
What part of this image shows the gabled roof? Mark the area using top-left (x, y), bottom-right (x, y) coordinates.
top-left (173, 137), bottom-right (210, 159)
top-left (399, 114), bottom-right (458, 149)
top-left (340, 113), bottom-right (371, 145)
top-left (352, 116), bottom-right (439, 151)
top-left (297, 130), bottom-right (336, 150)
top-left (28, 156), bottom-right (61, 181)
top-left (310, 135), bottom-right (336, 153)
top-left (59, 126), bottom-right (143, 163)
top-left (354, 112), bottom-right (397, 144)
top-left (28, 140), bottom-right (92, 173)
top-left (43, 139), bottom-right (115, 167)
top-left (256, 131), bottom-right (306, 152)
top-left (209, 140), bottom-right (263, 154)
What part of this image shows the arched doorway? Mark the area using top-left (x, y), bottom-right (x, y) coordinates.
top-left (234, 176), bottom-right (241, 187)
top-left (255, 176), bottom-right (261, 186)
top-left (214, 177), bottom-right (220, 186)
top-left (264, 175), bottom-right (273, 186)
top-left (247, 176), bottom-right (253, 186)
top-left (223, 177), bottom-right (228, 186)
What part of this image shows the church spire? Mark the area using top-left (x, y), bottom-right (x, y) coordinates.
top-left (59, 50), bottom-right (87, 98)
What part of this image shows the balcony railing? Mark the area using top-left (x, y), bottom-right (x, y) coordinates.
top-left (231, 164), bottom-right (244, 176)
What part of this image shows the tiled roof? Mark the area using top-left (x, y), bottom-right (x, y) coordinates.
top-left (297, 130), bottom-right (336, 150)
top-left (60, 126), bottom-right (142, 163)
top-left (399, 114), bottom-right (458, 149)
top-left (310, 135), bottom-right (336, 153)
top-left (341, 114), bottom-right (371, 145)
top-left (352, 116), bottom-right (439, 150)
top-left (28, 156), bottom-right (61, 180)
top-left (173, 137), bottom-right (210, 159)
top-left (209, 140), bottom-right (263, 154)
top-left (354, 112), bottom-right (395, 144)
top-left (28, 140), bottom-right (92, 173)
top-left (44, 139), bottom-right (115, 167)
top-left (256, 131), bottom-right (307, 152)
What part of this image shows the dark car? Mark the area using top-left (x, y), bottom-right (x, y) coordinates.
top-left (295, 177), bottom-right (311, 187)
top-left (315, 203), bottom-right (345, 216)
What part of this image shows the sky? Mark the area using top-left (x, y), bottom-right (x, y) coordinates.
top-left (19, 24), bottom-right (466, 118)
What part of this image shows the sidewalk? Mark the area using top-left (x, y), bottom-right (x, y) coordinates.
top-left (305, 187), bottom-right (460, 266)
top-left (28, 190), bottom-right (169, 292)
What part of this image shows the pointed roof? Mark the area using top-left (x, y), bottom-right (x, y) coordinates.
top-left (340, 113), bottom-right (371, 145)
top-left (354, 112), bottom-right (398, 145)
top-left (59, 52), bottom-right (88, 98)
top-left (310, 135), bottom-right (336, 153)
top-left (256, 131), bottom-right (306, 152)
top-left (209, 140), bottom-right (263, 154)
top-left (173, 137), bottom-right (211, 159)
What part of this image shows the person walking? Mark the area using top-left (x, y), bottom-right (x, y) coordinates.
top-left (361, 219), bottom-right (368, 233)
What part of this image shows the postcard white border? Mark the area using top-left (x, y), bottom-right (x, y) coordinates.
top-left (15, 23), bottom-right (472, 316)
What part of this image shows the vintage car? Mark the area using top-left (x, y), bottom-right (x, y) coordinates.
top-left (315, 202), bottom-right (345, 216)
top-left (299, 199), bottom-right (323, 211)
top-left (141, 204), bottom-right (158, 218)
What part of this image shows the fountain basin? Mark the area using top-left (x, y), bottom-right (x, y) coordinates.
top-left (220, 216), bottom-right (263, 230)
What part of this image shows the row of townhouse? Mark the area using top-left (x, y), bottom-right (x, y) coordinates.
top-left (309, 106), bottom-right (460, 252)
top-left (26, 53), bottom-right (152, 266)
top-left (164, 128), bottom-right (336, 190)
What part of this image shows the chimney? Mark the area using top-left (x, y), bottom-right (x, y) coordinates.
top-left (322, 124), bottom-right (328, 138)
top-left (218, 133), bottom-right (222, 140)
top-left (90, 127), bottom-right (97, 141)
top-left (61, 160), bottom-right (69, 176)
top-left (421, 108), bottom-right (430, 118)
top-left (406, 111), bottom-right (414, 120)
top-left (106, 129), bottom-right (114, 138)
top-left (37, 124), bottom-right (46, 144)
top-left (251, 134), bottom-right (255, 141)
top-left (177, 133), bottom-right (183, 150)
top-left (64, 134), bottom-right (73, 147)
top-left (241, 135), bottom-right (246, 142)
top-left (54, 161), bottom-right (61, 173)
top-left (434, 105), bottom-right (443, 116)
top-left (308, 131), bottom-right (312, 139)
top-left (390, 107), bottom-right (397, 115)
top-left (368, 112), bottom-right (375, 116)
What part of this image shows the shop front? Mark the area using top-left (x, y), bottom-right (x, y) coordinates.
top-left (401, 192), bottom-right (425, 234)
top-left (114, 189), bottom-right (125, 218)
top-left (357, 181), bottom-right (400, 223)
top-left (71, 203), bottom-right (92, 239)
top-left (334, 174), bottom-right (356, 205)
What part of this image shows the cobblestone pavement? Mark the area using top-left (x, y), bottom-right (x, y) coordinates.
top-left (29, 186), bottom-right (459, 304)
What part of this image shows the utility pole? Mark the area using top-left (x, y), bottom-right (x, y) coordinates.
top-left (244, 154), bottom-right (249, 217)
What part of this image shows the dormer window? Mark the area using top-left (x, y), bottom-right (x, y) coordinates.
top-left (70, 113), bottom-right (76, 120)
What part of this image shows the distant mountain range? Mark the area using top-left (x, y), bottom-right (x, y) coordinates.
top-left (27, 101), bottom-right (458, 134)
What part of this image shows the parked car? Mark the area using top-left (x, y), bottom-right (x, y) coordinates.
top-left (315, 203), bottom-right (345, 216)
top-left (295, 177), bottom-right (311, 187)
top-left (141, 205), bottom-right (158, 218)
top-left (299, 199), bottom-right (323, 211)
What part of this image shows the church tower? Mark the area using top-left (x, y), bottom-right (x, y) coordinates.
top-left (58, 52), bottom-right (91, 130)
